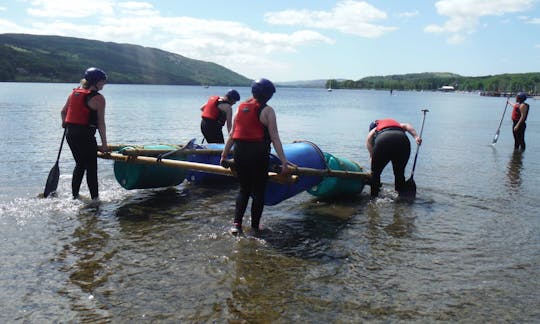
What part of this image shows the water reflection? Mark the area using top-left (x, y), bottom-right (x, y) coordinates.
top-left (506, 151), bottom-right (524, 191)
top-left (384, 203), bottom-right (416, 238)
top-left (227, 238), bottom-right (308, 322)
top-left (54, 204), bottom-right (114, 322)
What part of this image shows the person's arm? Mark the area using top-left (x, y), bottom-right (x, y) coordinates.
top-left (401, 123), bottom-right (422, 145)
top-left (60, 95), bottom-right (70, 128)
top-left (514, 103), bottom-right (529, 131)
top-left (218, 103), bottom-right (233, 134)
top-left (220, 118), bottom-right (236, 166)
top-left (88, 94), bottom-right (109, 152)
top-left (366, 128), bottom-right (376, 157)
top-left (261, 106), bottom-right (289, 174)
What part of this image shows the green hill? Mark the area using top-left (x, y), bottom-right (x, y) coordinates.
top-left (328, 72), bottom-right (540, 93)
top-left (0, 33), bottom-right (251, 86)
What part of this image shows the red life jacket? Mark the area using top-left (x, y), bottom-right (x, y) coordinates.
top-left (65, 88), bottom-right (97, 127)
top-left (376, 118), bottom-right (403, 131)
top-left (201, 96), bottom-right (226, 126)
top-left (232, 98), bottom-right (265, 141)
top-left (511, 104), bottom-right (521, 121)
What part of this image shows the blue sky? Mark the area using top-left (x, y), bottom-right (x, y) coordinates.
top-left (1, 0), bottom-right (539, 82)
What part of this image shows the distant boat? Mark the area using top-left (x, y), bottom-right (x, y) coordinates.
top-left (327, 87), bottom-right (332, 92)
top-left (439, 85), bottom-right (455, 92)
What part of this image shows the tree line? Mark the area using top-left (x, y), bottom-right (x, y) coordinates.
top-left (326, 72), bottom-right (540, 94)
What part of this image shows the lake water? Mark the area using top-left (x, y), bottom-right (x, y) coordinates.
top-left (0, 83), bottom-right (539, 322)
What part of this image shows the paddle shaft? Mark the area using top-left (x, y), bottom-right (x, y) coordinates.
top-left (492, 100), bottom-right (509, 144)
top-left (410, 109), bottom-right (428, 179)
top-left (43, 128), bottom-right (66, 197)
top-left (56, 128), bottom-right (67, 163)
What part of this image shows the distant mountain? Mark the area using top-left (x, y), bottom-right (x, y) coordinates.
top-left (276, 79), bottom-right (348, 88)
top-left (0, 33), bottom-right (251, 86)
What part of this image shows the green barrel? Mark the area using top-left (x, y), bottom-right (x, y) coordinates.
top-left (113, 145), bottom-right (186, 190)
top-left (307, 152), bottom-right (366, 198)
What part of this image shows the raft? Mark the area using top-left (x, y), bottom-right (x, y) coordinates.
top-left (104, 140), bottom-right (371, 203)
top-left (113, 144), bottom-right (187, 189)
top-left (264, 141), bottom-right (326, 205)
top-left (185, 143), bottom-right (233, 184)
top-left (184, 141), bottom-right (328, 205)
top-left (307, 152), bottom-right (366, 198)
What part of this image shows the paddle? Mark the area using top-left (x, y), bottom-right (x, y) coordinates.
top-left (156, 138), bottom-right (196, 161)
top-left (43, 128), bottom-right (67, 198)
top-left (402, 109), bottom-right (428, 199)
top-left (492, 99), bottom-right (510, 145)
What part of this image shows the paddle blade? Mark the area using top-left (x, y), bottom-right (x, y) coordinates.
top-left (399, 176), bottom-right (417, 200)
top-left (43, 162), bottom-right (60, 198)
top-left (492, 130), bottom-right (500, 144)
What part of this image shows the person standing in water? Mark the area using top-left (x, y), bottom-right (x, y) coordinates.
top-left (200, 89), bottom-right (240, 143)
top-left (366, 118), bottom-right (421, 198)
top-left (220, 78), bottom-right (289, 235)
top-left (61, 67), bottom-right (109, 200)
top-left (507, 92), bottom-right (529, 151)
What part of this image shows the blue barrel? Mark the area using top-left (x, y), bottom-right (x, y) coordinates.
top-left (264, 141), bottom-right (326, 205)
top-left (307, 152), bottom-right (366, 198)
top-left (113, 145), bottom-right (186, 190)
top-left (185, 143), bottom-right (234, 184)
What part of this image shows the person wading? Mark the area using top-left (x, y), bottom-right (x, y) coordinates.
top-left (366, 118), bottom-right (422, 198)
top-left (61, 67), bottom-right (109, 200)
top-left (220, 79), bottom-right (289, 235)
top-left (200, 89), bottom-right (240, 143)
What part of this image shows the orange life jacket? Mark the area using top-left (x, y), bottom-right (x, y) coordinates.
top-left (376, 118), bottom-right (403, 131)
top-left (232, 98), bottom-right (266, 141)
top-left (65, 88), bottom-right (98, 127)
top-left (201, 96), bottom-right (227, 126)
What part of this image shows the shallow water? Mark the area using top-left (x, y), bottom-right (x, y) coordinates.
top-left (0, 83), bottom-right (539, 322)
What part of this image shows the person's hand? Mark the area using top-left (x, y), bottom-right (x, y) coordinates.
top-left (280, 163), bottom-right (290, 175)
top-left (415, 136), bottom-right (422, 145)
top-left (220, 157), bottom-right (232, 168)
top-left (98, 145), bottom-right (110, 154)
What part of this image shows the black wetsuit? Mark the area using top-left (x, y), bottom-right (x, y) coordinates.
top-left (66, 124), bottom-right (99, 199)
top-left (370, 129), bottom-right (411, 197)
top-left (512, 120), bottom-right (526, 151)
top-left (232, 140), bottom-right (270, 230)
top-left (200, 117), bottom-right (225, 143)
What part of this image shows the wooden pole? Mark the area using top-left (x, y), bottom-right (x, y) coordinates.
top-left (107, 145), bottom-right (229, 156)
top-left (98, 152), bottom-right (296, 184)
top-left (224, 159), bottom-right (371, 182)
top-left (290, 165), bottom-right (372, 182)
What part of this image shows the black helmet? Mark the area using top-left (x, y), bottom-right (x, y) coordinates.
top-left (84, 67), bottom-right (107, 85)
top-left (516, 92), bottom-right (527, 102)
top-left (369, 120), bottom-right (378, 131)
top-left (225, 89), bottom-right (240, 102)
top-left (251, 78), bottom-right (275, 101)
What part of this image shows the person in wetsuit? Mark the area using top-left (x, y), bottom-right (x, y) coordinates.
top-left (200, 89), bottom-right (240, 143)
top-left (61, 67), bottom-right (109, 200)
top-left (366, 118), bottom-right (422, 198)
top-left (508, 92), bottom-right (530, 151)
top-left (220, 78), bottom-right (289, 235)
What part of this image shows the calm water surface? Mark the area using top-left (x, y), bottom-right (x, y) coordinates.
top-left (0, 83), bottom-right (539, 322)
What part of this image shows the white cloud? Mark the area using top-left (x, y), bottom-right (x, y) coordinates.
top-left (396, 10), bottom-right (420, 20)
top-left (264, 0), bottom-right (397, 38)
top-left (425, 0), bottom-right (534, 43)
top-left (27, 0), bottom-right (116, 18)
top-left (2, 1), bottom-right (334, 79)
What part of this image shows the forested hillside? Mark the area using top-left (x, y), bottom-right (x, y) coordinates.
top-left (327, 72), bottom-right (540, 94)
top-left (0, 33), bottom-right (251, 86)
